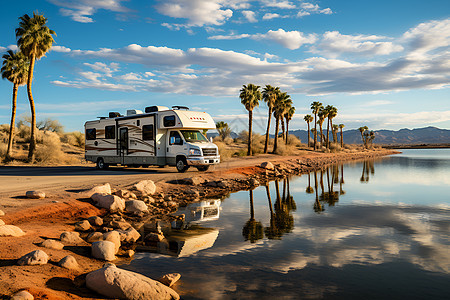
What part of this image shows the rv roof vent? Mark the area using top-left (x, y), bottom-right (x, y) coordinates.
top-left (127, 109), bottom-right (143, 116)
top-left (109, 112), bottom-right (122, 118)
top-left (172, 105), bottom-right (189, 110)
top-left (145, 106), bottom-right (169, 113)
top-left (98, 117), bottom-right (107, 120)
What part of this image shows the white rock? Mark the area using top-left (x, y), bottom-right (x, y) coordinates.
top-left (60, 231), bottom-right (85, 244)
top-left (86, 183), bottom-right (111, 198)
top-left (134, 180), bottom-right (156, 196)
top-left (116, 189), bottom-right (137, 199)
top-left (0, 219), bottom-right (4, 226)
top-left (102, 231), bottom-right (121, 253)
top-left (158, 273), bottom-right (181, 287)
top-left (0, 210), bottom-right (5, 216)
top-left (25, 190), bottom-right (46, 199)
top-left (87, 216), bottom-right (103, 226)
top-left (75, 220), bottom-right (92, 231)
top-left (92, 241), bottom-right (116, 261)
top-left (17, 250), bottom-right (48, 266)
top-left (117, 227), bottom-right (141, 243)
top-left (40, 239), bottom-right (64, 250)
top-left (91, 193), bottom-right (125, 212)
top-left (260, 161), bottom-right (274, 170)
top-left (11, 290), bottom-right (34, 300)
top-left (125, 200), bottom-right (148, 214)
top-left (58, 255), bottom-right (79, 270)
top-left (0, 225), bottom-right (25, 237)
top-left (87, 232), bottom-right (104, 243)
top-left (86, 264), bottom-right (179, 300)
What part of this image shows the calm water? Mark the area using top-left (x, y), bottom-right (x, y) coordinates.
top-left (122, 149), bottom-right (450, 299)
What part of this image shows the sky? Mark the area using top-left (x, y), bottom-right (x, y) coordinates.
top-left (0, 0), bottom-right (449, 134)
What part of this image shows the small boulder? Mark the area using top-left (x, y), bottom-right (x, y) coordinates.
top-left (25, 191), bottom-right (45, 199)
top-left (40, 239), bottom-right (64, 250)
top-left (92, 241), bottom-right (116, 261)
top-left (87, 216), bottom-right (103, 226)
top-left (124, 250), bottom-right (135, 258)
top-left (260, 161), bottom-right (274, 170)
top-left (59, 255), bottom-right (79, 270)
top-left (86, 264), bottom-right (179, 300)
top-left (0, 210), bottom-right (5, 216)
top-left (11, 290), bottom-right (34, 300)
top-left (91, 193), bottom-right (125, 212)
top-left (102, 231), bottom-right (121, 253)
top-left (0, 219), bottom-right (4, 226)
top-left (117, 227), bottom-right (141, 243)
top-left (133, 180), bottom-right (156, 196)
top-left (86, 183), bottom-right (111, 198)
top-left (183, 177), bottom-right (202, 186)
top-left (145, 232), bottom-right (165, 243)
top-left (111, 220), bottom-right (131, 230)
top-left (249, 178), bottom-right (260, 186)
top-left (125, 200), bottom-right (148, 214)
top-left (60, 231), bottom-right (85, 244)
top-left (75, 220), bottom-right (92, 231)
top-left (87, 232), bottom-right (104, 243)
top-left (0, 225), bottom-right (25, 237)
top-left (158, 273), bottom-right (181, 287)
top-left (205, 181), bottom-right (217, 187)
top-left (17, 250), bottom-right (48, 266)
top-left (115, 189), bottom-right (137, 199)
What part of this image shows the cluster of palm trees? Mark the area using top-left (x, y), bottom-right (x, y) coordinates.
top-left (359, 126), bottom-right (375, 148)
top-left (304, 101), bottom-right (344, 150)
top-left (1, 12), bottom-right (56, 162)
top-left (239, 84), bottom-right (295, 155)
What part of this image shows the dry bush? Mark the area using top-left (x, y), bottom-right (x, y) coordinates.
top-left (223, 137), bottom-right (234, 145)
top-left (286, 134), bottom-right (302, 146)
top-left (61, 131), bottom-right (85, 148)
top-left (0, 143), bottom-right (6, 158)
top-left (0, 124), bottom-right (9, 143)
top-left (329, 143), bottom-right (342, 152)
top-left (35, 131), bottom-right (78, 164)
top-left (215, 141), bottom-right (234, 161)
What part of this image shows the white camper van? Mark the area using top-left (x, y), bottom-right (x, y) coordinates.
top-left (84, 106), bottom-right (220, 172)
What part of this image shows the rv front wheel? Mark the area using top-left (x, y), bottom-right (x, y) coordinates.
top-left (96, 158), bottom-right (109, 170)
top-left (176, 157), bottom-right (189, 173)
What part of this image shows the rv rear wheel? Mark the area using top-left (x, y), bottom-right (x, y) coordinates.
top-left (196, 166), bottom-right (209, 172)
top-left (96, 158), bottom-right (109, 170)
top-left (176, 157), bottom-right (189, 173)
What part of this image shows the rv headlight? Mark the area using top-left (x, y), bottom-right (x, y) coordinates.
top-left (189, 148), bottom-right (201, 156)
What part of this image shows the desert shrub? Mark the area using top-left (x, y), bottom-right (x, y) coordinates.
top-left (223, 137), bottom-right (234, 145)
top-left (215, 141), bottom-right (234, 161)
top-left (329, 143), bottom-right (342, 152)
top-left (34, 131), bottom-right (78, 164)
top-left (286, 134), bottom-right (302, 147)
top-left (61, 131), bottom-right (85, 148)
top-left (0, 143), bottom-right (6, 158)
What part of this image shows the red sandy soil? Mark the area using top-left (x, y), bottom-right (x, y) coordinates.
top-left (0, 149), bottom-right (397, 299)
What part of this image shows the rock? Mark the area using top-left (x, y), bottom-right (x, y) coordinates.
top-left (158, 273), bottom-right (181, 287)
top-left (125, 250), bottom-right (135, 258)
top-left (111, 220), bottom-right (131, 230)
top-left (0, 210), bottom-right (4, 216)
top-left (186, 189), bottom-right (200, 197)
top-left (102, 231), bottom-right (121, 253)
top-left (75, 220), bottom-right (92, 231)
top-left (0, 225), bottom-right (25, 237)
top-left (249, 178), bottom-right (260, 186)
top-left (11, 290), bottom-right (34, 300)
top-left (205, 181), bottom-right (217, 187)
top-left (92, 241), bottom-right (116, 261)
top-left (40, 239), bottom-right (64, 250)
top-left (87, 216), bottom-right (103, 226)
top-left (86, 264), bottom-right (179, 300)
top-left (25, 191), bottom-right (45, 199)
top-left (17, 250), bottom-right (48, 266)
top-left (183, 177), bottom-right (202, 185)
top-left (134, 180), bottom-right (156, 196)
top-left (60, 231), bottom-right (85, 244)
top-left (91, 193), bottom-right (125, 212)
top-left (261, 161), bottom-right (274, 170)
top-left (216, 181), bottom-right (227, 188)
top-left (125, 200), bottom-right (149, 214)
top-left (87, 232), bottom-right (104, 243)
top-left (145, 232), bottom-right (165, 243)
top-left (117, 227), bottom-right (141, 243)
top-left (167, 201), bottom-right (178, 208)
top-left (0, 219), bottom-right (4, 226)
top-left (115, 189), bottom-right (137, 199)
top-left (86, 183), bottom-right (111, 198)
top-left (59, 255), bottom-right (79, 270)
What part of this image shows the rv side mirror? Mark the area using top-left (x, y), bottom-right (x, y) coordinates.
top-left (170, 136), bottom-right (175, 145)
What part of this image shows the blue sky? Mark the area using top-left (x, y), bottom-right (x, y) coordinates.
top-left (1, 0), bottom-right (449, 133)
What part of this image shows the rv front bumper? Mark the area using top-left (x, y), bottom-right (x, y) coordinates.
top-left (187, 156), bottom-right (220, 166)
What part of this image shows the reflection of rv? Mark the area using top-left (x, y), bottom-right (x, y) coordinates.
top-left (173, 200), bottom-right (221, 224)
top-left (159, 227), bottom-right (219, 257)
top-left (84, 106), bottom-right (220, 172)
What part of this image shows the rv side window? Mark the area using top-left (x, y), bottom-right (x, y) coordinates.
top-left (163, 115), bottom-right (176, 127)
top-left (105, 125), bottom-right (115, 139)
top-left (142, 125), bottom-right (154, 140)
top-left (86, 128), bottom-right (96, 140)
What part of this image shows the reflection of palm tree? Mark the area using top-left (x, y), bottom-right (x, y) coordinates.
top-left (320, 167), bottom-right (340, 206)
top-left (313, 171), bottom-right (324, 213)
top-left (306, 173), bottom-right (314, 194)
top-left (264, 184), bottom-right (282, 240)
top-left (339, 164), bottom-right (346, 195)
top-left (242, 189), bottom-right (263, 243)
top-left (273, 180), bottom-right (294, 235)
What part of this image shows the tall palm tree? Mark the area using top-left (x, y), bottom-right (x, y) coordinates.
top-left (339, 124), bottom-right (345, 147)
top-left (1, 50), bottom-right (29, 161)
top-left (284, 106), bottom-right (295, 144)
top-left (359, 126), bottom-right (368, 148)
top-left (272, 92), bottom-right (291, 153)
top-left (332, 124), bottom-right (339, 143)
top-left (239, 83), bottom-right (261, 156)
top-left (326, 106), bottom-right (338, 148)
top-left (262, 85), bottom-right (280, 153)
top-left (317, 108), bottom-right (327, 148)
top-left (303, 114), bottom-right (313, 148)
top-left (16, 12), bottom-right (56, 162)
top-left (310, 101), bottom-right (323, 150)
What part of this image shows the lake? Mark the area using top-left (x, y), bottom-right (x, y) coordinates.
top-left (122, 149), bottom-right (450, 299)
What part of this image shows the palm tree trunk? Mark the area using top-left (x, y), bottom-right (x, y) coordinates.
top-left (249, 189), bottom-right (255, 220)
top-left (281, 118), bottom-right (285, 142)
top-left (273, 117), bottom-right (279, 153)
top-left (265, 184), bottom-right (273, 215)
top-left (5, 84), bottom-right (18, 161)
top-left (340, 128), bottom-right (343, 147)
top-left (285, 119), bottom-right (289, 145)
top-left (27, 54), bottom-right (36, 163)
top-left (326, 118), bottom-right (330, 149)
top-left (248, 110), bottom-right (253, 156)
top-left (264, 107), bottom-right (272, 153)
top-left (307, 122), bottom-right (310, 147)
top-left (319, 124), bottom-right (323, 147)
top-left (313, 114), bottom-right (317, 150)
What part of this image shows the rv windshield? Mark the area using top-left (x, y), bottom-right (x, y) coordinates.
top-left (180, 130), bottom-right (208, 143)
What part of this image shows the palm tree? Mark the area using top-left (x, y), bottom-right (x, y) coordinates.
top-left (332, 124), bottom-right (339, 144)
top-left (310, 101), bottom-right (323, 150)
top-left (303, 114), bottom-right (313, 148)
top-left (262, 85), bottom-right (280, 153)
top-left (338, 124), bottom-right (345, 147)
top-left (284, 106), bottom-right (295, 144)
top-left (359, 126), bottom-right (368, 148)
top-left (242, 189), bottom-right (264, 243)
top-left (317, 108), bottom-right (327, 148)
top-left (239, 83), bottom-right (261, 156)
top-left (1, 50), bottom-right (29, 161)
top-left (216, 121), bottom-right (231, 140)
top-left (273, 92), bottom-right (291, 153)
top-left (327, 106), bottom-right (338, 148)
top-left (16, 12), bottom-right (56, 162)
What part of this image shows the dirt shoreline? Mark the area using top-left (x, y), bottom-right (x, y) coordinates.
top-left (0, 149), bottom-right (398, 299)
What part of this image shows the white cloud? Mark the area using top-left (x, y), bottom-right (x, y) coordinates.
top-left (49, 0), bottom-right (130, 23)
top-left (297, 1), bottom-right (333, 17)
top-left (262, 13), bottom-right (280, 20)
top-left (255, 29), bottom-right (318, 50)
top-left (209, 33), bottom-right (251, 40)
top-left (242, 10), bottom-right (257, 23)
top-left (52, 45), bottom-right (72, 53)
top-left (403, 19), bottom-right (450, 55)
top-left (260, 0), bottom-right (296, 9)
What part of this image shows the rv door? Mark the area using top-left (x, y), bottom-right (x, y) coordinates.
top-left (118, 127), bottom-right (128, 164)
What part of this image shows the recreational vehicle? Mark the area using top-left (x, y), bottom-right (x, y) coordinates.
top-left (84, 106), bottom-right (220, 172)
